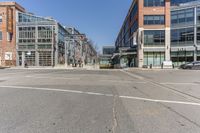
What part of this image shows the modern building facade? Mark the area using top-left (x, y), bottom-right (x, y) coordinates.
top-left (115, 0), bottom-right (170, 68)
top-left (171, 1), bottom-right (200, 66)
top-left (0, 1), bottom-right (97, 67)
top-left (171, 0), bottom-right (197, 6)
top-left (100, 46), bottom-right (115, 69)
top-left (65, 27), bottom-right (97, 67)
top-left (16, 11), bottom-right (68, 67)
top-left (0, 2), bottom-right (25, 66)
top-left (115, 0), bottom-right (200, 68)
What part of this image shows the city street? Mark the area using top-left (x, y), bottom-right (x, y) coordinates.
top-left (0, 68), bottom-right (200, 133)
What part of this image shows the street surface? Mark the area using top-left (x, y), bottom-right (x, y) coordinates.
top-left (0, 68), bottom-right (200, 133)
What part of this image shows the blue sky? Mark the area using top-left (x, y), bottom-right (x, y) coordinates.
top-left (6, 0), bottom-right (132, 49)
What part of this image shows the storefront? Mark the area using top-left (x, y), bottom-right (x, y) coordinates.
top-left (17, 51), bottom-right (52, 67)
top-left (198, 51), bottom-right (200, 61)
top-left (143, 52), bottom-right (165, 67)
top-left (171, 51), bottom-right (194, 67)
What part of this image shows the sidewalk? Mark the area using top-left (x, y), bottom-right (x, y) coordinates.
top-left (0, 66), bottom-right (10, 69)
top-left (8, 66), bottom-right (99, 70)
top-left (123, 67), bottom-right (179, 71)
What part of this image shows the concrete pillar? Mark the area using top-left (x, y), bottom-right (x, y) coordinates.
top-left (65, 41), bottom-right (69, 67)
top-left (22, 51), bottom-right (25, 67)
top-left (165, 28), bottom-right (171, 61)
top-left (16, 51), bottom-right (19, 66)
top-left (137, 28), bottom-right (144, 68)
top-left (35, 51), bottom-right (39, 66)
top-left (55, 27), bottom-right (58, 66)
top-left (194, 7), bottom-right (197, 61)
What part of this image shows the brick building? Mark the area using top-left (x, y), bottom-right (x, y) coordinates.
top-left (114, 0), bottom-right (170, 68)
top-left (0, 2), bottom-right (25, 66)
top-left (114, 0), bottom-right (200, 68)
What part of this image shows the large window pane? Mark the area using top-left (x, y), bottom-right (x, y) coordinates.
top-left (171, 8), bottom-right (194, 26)
top-left (0, 31), bottom-right (2, 40)
top-left (144, 0), bottom-right (165, 7)
top-left (171, 27), bottom-right (194, 46)
top-left (144, 15), bottom-right (165, 25)
top-left (144, 30), bottom-right (165, 46)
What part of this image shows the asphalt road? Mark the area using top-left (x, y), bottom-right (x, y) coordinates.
top-left (0, 68), bottom-right (200, 133)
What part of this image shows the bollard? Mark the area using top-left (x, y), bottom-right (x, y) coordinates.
top-left (150, 64), bottom-right (152, 69)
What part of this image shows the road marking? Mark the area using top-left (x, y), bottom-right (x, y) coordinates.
top-left (25, 75), bottom-right (80, 80)
top-left (120, 70), bottom-right (144, 80)
top-left (160, 82), bottom-right (199, 85)
top-left (99, 79), bottom-right (147, 84)
top-left (1, 85), bottom-right (200, 107)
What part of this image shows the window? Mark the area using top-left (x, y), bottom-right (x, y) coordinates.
top-left (196, 27), bottom-right (200, 44)
top-left (0, 31), bottom-right (2, 40)
top-left (171, 27), bottom-right (194, 46)
top-left (144, 0), bottom-right (165, 7)
top-left (144, 30), bottom-right (165, 46)
top-left (7, 32), bottom-right (13, 42)
top-left (196, 7), bottom-right (200, 25)
top-left (171, 8), bottom-right (194, 26)
top-left (144, 15), bottom-right (165, 25)
top-left (143, 52), bottom-right (165, 66)
top-left (171, 0), bottom-right (197, 6)
top-left (0, 16), bottom-right (2, 23)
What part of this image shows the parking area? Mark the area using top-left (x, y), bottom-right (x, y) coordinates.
top-left (0, 68), bottom-right (200, 133)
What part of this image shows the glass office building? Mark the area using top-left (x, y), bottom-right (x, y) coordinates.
top-left (171, 0), bottom-right (198, 6)
top-left (16, 12), bottom-right (68, 67)
top-left (115, 0), bottom-right (200, 68)
top-left (115, 0), bottom-right (170, 68)
top-left (171, 2), bottom-right (200, 66)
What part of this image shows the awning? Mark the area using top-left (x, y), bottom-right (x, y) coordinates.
top-left (111, 52), bottom-right (137, 59)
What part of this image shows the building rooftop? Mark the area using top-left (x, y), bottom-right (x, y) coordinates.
top-left (0, 1), bottom-right (25, 12)
top-left (171, 0), bottom-right (200, 10)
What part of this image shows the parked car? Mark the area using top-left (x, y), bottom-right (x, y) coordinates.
top-left (179, 61), bottom-right (200, 70)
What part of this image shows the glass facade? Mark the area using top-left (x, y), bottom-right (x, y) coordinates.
top-left (38, 26), bottom-right (53, 43)
top-left (18, 12), bottom-right (54, 23)
top-left (171, 8), bottom-right (194, 26)
top-left (103, 47), bottom-right (115, 55)
top-left (144, 15), bottom-right (165, 25)
top-left (144, 30), bottom-right (165, 47)
top-left (17, 12), bottom-right (68, 67)
top-left (144, 0), bottom-right (165, 7)
top-left (115, 1), bottom-right (138, 49)
top-left (171, 27), bottom-right (194, 46)
top-left (171, 0), bottom-right (197, 6)
top-left (171, 51), bottom-right (194, 66)
top-left (0, 31), bottom-right (2, 40)
top-left (18, 27), bottom-right (36, 43)
top-left (144, 52), bottom-right (165, 66)
top-left (0, 16), bottom-right (2, 23)
top-left (198, 51), bottom-right (200, 60)
top-left (197, 7), bottom-right (200, 25)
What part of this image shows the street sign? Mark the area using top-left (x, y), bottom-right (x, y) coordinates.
top-left (5, 52), bottom-right (12, 60)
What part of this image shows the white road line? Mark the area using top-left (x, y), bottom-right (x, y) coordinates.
top-left (160, 82), bottom-right (199, 85)
top-left (119, 96), bottom-right (200, 106)
top-left (1, 85), bottom-right (200, 107)
top-left (99, 80), bottom-right (147, 84)
top-left (25, 75), bottom-right (80, 80)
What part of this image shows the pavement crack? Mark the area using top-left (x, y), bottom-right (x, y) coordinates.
top-left (132, 81), bottom-right (200, 128)
top-left (163, 104), bottom-right (200, 128)
top-left (112, 95), bottom-right (118, 133)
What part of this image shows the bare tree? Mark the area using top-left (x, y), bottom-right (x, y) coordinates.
top-left (88, 39), bottom-right (100, 55)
